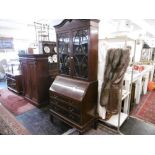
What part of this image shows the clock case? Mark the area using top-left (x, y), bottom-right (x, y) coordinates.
top-left (39, 41), bottom-right (57, 55)
top-left (39, 41), bottom-right (59, 83)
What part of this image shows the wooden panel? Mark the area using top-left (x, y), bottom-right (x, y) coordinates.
top-left (50, 76), bottom-right (89, 102)
top-left (21, 62), bottom-right (30, 98)
top-left (19, 54), bottom-right (49, 106)
top-left (29, 62), bottom-right (38, 103)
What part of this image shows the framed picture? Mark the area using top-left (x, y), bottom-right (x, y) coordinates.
top-left (0, 37), bottom-right (14, 49)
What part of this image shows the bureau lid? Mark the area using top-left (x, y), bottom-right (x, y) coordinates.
top-left (49, 76), bottom-right (89, 102)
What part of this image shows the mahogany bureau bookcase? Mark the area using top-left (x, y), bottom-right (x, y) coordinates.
top-left (49, 19), bottom-right (99, 134)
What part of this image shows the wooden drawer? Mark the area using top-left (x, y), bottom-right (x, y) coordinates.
top-left (50, 98), bottom-right (80, 115)
top-left (49, 101), bottom-right (81, 124)
top-left (50, 92), bottom-right (79, 104)
top-left (49, 92), bottom-right (80, 115)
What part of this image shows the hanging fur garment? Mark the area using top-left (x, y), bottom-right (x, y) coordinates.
top-left (100, 48), bottom-right (130, 120)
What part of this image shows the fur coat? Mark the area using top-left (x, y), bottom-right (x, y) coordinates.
top-left (100, 48), bottom-right (130, 115)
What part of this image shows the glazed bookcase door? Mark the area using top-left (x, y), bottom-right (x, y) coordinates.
top-left (57, 32), bottom-right (70, 76)
top-left (72, 29), bottom-right (89, 79)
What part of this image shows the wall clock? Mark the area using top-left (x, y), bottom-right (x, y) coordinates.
top-left (40, 41), bottom-right (56, 55)
top-left (54, 46), bottom-right (57, 53)
top-left (44, 45), bottom-right (50, 54)
top-left (52, 54), bottom-right (58, 63)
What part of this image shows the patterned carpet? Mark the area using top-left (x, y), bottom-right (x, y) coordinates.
top-left (0, 88), bottom-right (70, 135)
top-left (0, 103), bottom-right (30, 135)
top-left (131, 91), bottom-right (155, 125)
top-left (0, 89), bottom-right (35, 115)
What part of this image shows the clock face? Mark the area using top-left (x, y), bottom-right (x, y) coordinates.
top-left (54, 46), bottom-right (57, 53)
top-left (52, 54), bottom-right (58, 63)
top-left (44, 46), bottom-right (50, 54)
top-left (48, 56), bottom-right (53, 63)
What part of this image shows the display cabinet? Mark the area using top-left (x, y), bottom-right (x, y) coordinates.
top-left (49, 19), bottom-right (99, 133)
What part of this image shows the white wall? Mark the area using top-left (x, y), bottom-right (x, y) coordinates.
top-left (0, 27), bottom-right (34, 61)
top-left (0, 21), bottom-right (56, 50)
top-left (0, 26), bottom-right (35, 47)
top-left (134, 40), bottom-right (144, 63)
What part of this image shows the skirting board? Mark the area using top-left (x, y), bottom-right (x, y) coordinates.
top-left (100, 113), bottom-right (128, 128)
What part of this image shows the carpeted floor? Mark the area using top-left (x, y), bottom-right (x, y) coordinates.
top-left (16, 107), bottom-right (71, 135)
top-left (0, 88), bottom-right (71, 135)
top-left (131, 91), bottom-right (155, 125)
top-left (0, 88), bottom-right (118, 135)
top-left (0, 103), bottom-right (30, 135)
top-left (0, 89), bottom-right (35, 115)
top-left (120, 116), bottom-right (155, 135)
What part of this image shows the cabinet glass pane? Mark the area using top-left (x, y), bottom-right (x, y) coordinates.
top-left (58, 33), bottom-right (70, 75)
top-left (73, 29), bottom-right (88, 79)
